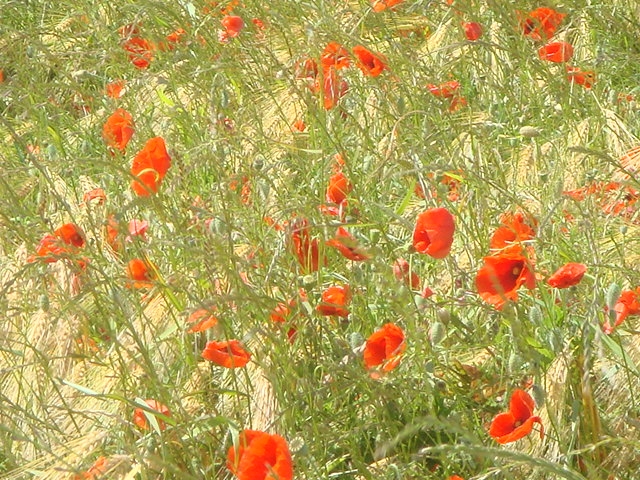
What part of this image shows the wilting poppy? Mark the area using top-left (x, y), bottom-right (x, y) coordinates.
top-left (352, 45), bottom-right (387, 77)
top-left (566, 66), bottom-right (595, 89)
top-left (547, 262), bottom-right (587, 289)
top-left (321, 66), bottom-right (349, 110)
top-left (321, 42), bottom-right (350, 70)
top-left (363, 323), bottom-right (406, 375)
top-left (463, 22), bottom-right (482, 41)
top-left (604, 287), bottom-right (640, 334)
top-left (520, 7), bottom-right (566, 41)
top-left (326, 227), bottom-right (370, 261)
top-left (476, 248), bottom-right (536, 309)
top-left (83, 188), bottom-right (107, 205)
top-left (122, 36), bottom-right (154, 69)
top-left (133, 399), bottom-right (171, 431)
top-left (412, 208), bottom-right (455, 259)
top-left (290, 218), bottom-right (322, 272)
top-left (538, 41), bottom-right (573, 63)
top-left (103, 108), bottom-right (134, 152)
top-left (393, 258), bottom-right (420, 289)
top-left (55, 223), bottom-right (86, 247)
top-left (126, 258), bottom-right (155, 289)
top-left (222, 15), bottom-right (244, 37)
top-left (105, 80), bottom-right (126, 99)
top-left (29, 223), bottom-right (86, 263)
top-left (130, 136), bottom-right (171, 196)
top-left (187, 308), bottom-right (219, 333)
top-left (371, 0), bottom-right (404, 11)
top-left (202, 339), bottom-right (251, 368)
top-left (426, 80), bottom-right (460, 98)
top-left (316, 284), bottom-right (351, 317)
top-left (227, 429), bottom-right (293, 480)
top-left (489, 389), bottom-right (543, 444)
top-left (489, 212), bottom-right (537, 251)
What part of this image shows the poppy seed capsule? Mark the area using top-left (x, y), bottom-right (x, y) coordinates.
top-left (519, 126), bottom-right (540, 138)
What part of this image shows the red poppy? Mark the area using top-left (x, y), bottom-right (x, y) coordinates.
top-left (202, 339), bottom-right (251, 368)
top-left (449, 477), bottom-right (465, 480)
top-left (520, 7), bottom-right (566, 41)
top-left (55, 223), bottom-right (86, 247)
top-left (426, 80), bottom-right (460, 98)
top-left (29, 223), bottom-right (86, 263)
top-left (222, 15), bottom-right (244, 37)
top-left (352, 45), bottom-right (387, 77)
top-left (476, 248), bottom-right (536, 309)
top-left (326, 227), bottom-right (370, 261)
top-left (371, 0), bottom-right (404, 11)
top-left (321, 66), bottom-right (349, 110)
top-left (105, 80), bottom-right (126, 99)
top-left (463, 22), bottom-right (482, 41)
top-left (393, 258), bottom-right (420, 289)
top-left (103, 108), bottom-right (134, 153)
top-left (316, 284), bottom-right (351, 317)
top-left (133, 399), bottom-right (171, 431)
top-left (489, 212), bottom-right (537, 251)
top-left (412, 208), bottom-right (455, 259)
top-left (566, 66), bottom-right (595, 89)
top-left (363, 323), bottom-right (406, 375)
top-left (122, 36), bottom-right (154, 69)
top-left (489, 389), bottom-right (543, 444)
top-left (227, 430), bottom-right (293, 480)
top-left (538, 41), bottom-right (573, 63)
top-left (326, 170), bottom-right (352, 205)
top-left (295, 57), bottom-right (319, 93)
top-left (604, 288), bottom-right (640, 334)
top-left (321, 42), bottom-right (350, 70)
top-left (126, 258), bottom-right (155, 289)
top-left (73, 456), bottom-right (107, 480)
top-left (547, 263), bottom-right (587, 289)
top-left (187, 308), bottom-right (219, 333)
top-left (82, 188), bottom-right (107, 205)
top-left (290, 218), bottom-right (322, 272)
top-left (130, 137), bottom-right (172, 196)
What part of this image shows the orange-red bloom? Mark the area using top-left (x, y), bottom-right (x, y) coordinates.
top-left (227, 430), bottom-right (293, 480)
top-left (352, 45), bottom-right (387, 77)
top-left (547, 263), bottom-right (587, 289)
top-left (106, 80), bottom-right (126, 99)
top-left (103, 108), bottom-right (134, 152)
top-left (567, 66), bottom-right (595, 89)
top-left (316, 284), bottom-right (351, 317)
top-left (126, 258), bottom-right (155, 289)
top-left (489, 212), bottom-right (537, 251)
top-left (130, 136), bottom-right (172, 196)
top-left (393, 258), bottom-right (420, 289)
top-left (187, 308), bottom-right (219, 333)
top-left (290, 218), bottom-right (322, 272)
top-left (321, 42), bottom-right (350, 70)
top-left (133, 399), bottom-right (171, 431)
top-left (427, 80), bottom-right (460, 98)
top-left (73, 456), bottom-right (108, 480)
top-left (326, 170), bottom-right (352, 205)
top-left (371, 0), bottom-right (404, 11)
top-left (463, 22), bottom-right (482, 41)
top-left (222, 15), bottom-right (244, 37)
top-left (321, 66), bottom-right (349, 110)
top-left (604, 288), bottom-right (640, 334)
top-left (538, 41), bottom-right (573, 63)
top-left (202, 339), bottom-right (251, 368)
top-left (520, 7), bottom-right (566, 41)
top-left (412, 208), bottom-right (455, 259)
top-left (326, 227), bottom-right (370, 261)
top-left (29, 223), bottom-right (86, 263)
top-left (122, 36), bottom-right (154, 69)
top-left (363, 323), bottom-right (406, 375)
top-left (476, 248), bottom-right (536, 309)
top-left (489, 389), bottom-right (543, 444)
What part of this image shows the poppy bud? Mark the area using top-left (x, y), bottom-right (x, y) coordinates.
top-left (436, 308), bottom-right (450, 325)
top-left (606, 282), bottom-right (622, 312)
top-left (519, 126), bottom-right (540, 138)
top-left (528, 305), bottom-right (543, 325)
top-left (530, 384), bottom-right (546, 407)
top-left (429, 321), bottom-right (446, 345)
top-left (508, 352), bottom-right (522, 371)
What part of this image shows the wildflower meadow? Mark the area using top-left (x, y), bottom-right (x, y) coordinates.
top-left (1, 0), bottom-right (640, 479)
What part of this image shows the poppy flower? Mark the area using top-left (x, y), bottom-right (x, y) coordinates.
top-left (73, 456), bottom-right (107, 480)
top-left (463, 22), bottom-right (482, 41)
top-left (126, 258), bottom-right (155, 289)
top-left (202, 339), bottom-right (251, 368)
top-left (122, 36), bottom-right (154, 69)
top-left (547, 263), bottom-right (587, 289)
top-left (82, 188), bottom-right (107, 205)
top-left (55, 223), bottom-right (86, 248)
top-left (326, 170), bottom-right (352, 205)
top-left (476, 249), bottom-right (536, 309)
top-left (363, 323), bottom-right (406, 375)
top-left (321, 42), bottom-right (350, 70)
top-left (371, 0), bottom-right (404, 11)
top-left (352, 45), bottom-right (387, 77)
top-left (604, 288), bottom-right (640, 334)
top-left (538, 41), bottom-right (573, 63)
top-left (489, 212), bottom-right (537, 251)
top-left (449, 477), bottom-right (465, 480)
top-left (187, 308), bottom-right (219, 333)
top-left (130, 136), bottom-right (171, 196)
top-left (222, 15), bottom-right (244, 37)
top-left (227, 429), bottom-right (293, 480)
top-left (321, 66), bottom-right (349, 110)
top-left (102, 108), bottom-right (134, 153)
top-left (290, 218), bottom-right (322, 272)
top-left (295, 57), bottom-right (319, 93)
top-left (521, 7), bottom-right (566, 41)
top-left (489, 389), bottom-right (543, 444)
top-left (133, 399), bottom-right (171, 431)
top-left (105, 80), bottom-right (126, 99)
top-left (426, 80), bottom-right (460, 98)
top-left (393, 258), bottom-right (420, 289)
top-left (566, 66), bottom-right (595, 89)
top-left (326, 227), bottom-right (370, 261)
top-left (316, 284), bottom-right (351, 317)
top-left (29, 223), bottom-right (86, 263)
top-left (412, 208), bottom-right (455, 259)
